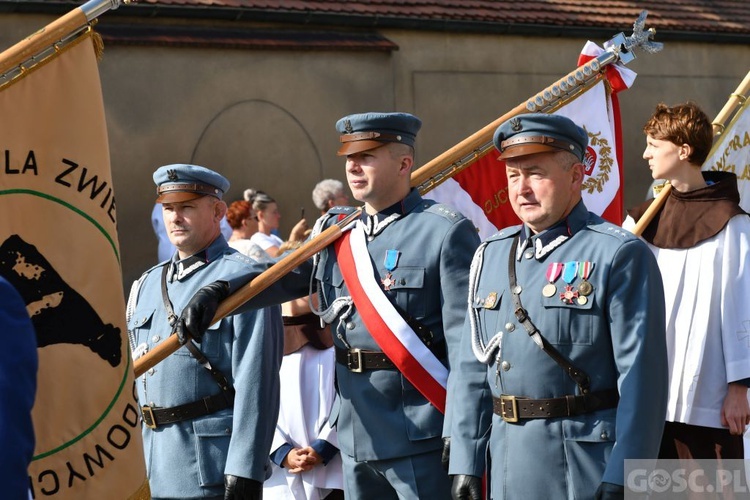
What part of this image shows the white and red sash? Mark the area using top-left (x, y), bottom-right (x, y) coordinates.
top-left (334, 221), bottom-right (448, 413)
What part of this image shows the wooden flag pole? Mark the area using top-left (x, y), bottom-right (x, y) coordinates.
top-left (631, 68), bottom-right (750, 237)
top-left (134, 12), bottom-right (662, 377)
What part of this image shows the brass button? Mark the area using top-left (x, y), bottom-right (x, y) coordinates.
top-left (600, 431), bottom-right (608, 440)
top-left (524, 249), bottom-right (534, 259)
top-left (504, 322), bottom-right (515, 332)
top-left (501, 361), bottom-right (511, 372)
top-left (152, 335), bottom-right (161, 343)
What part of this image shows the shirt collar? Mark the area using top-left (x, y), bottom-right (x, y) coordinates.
top-left (170, 235), bottom-right (228, 281)
top-left (359, 188), bottom-right (421, 237)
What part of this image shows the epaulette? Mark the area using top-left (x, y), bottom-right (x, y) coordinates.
top-left (225, 251), bottom-right (256, 266)
top-left (313, 205), bottom-right (361, 235)
top-left (424, 202), bottom-right (463, 222)
top-left (327, 205), bottom-right (358, 216)
top-left (485, 224), bottom-right (522, 242)
top-left (588, 220), bottom-right (637, 241)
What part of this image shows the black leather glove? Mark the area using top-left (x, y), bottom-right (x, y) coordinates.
top-left (175, 280), bottom-right (230, 344)
top-left (451, 474), bottom-right (482, 500)
top-left (594, 482), bottom-right (625, 500)
top-left (224, 474), bottom-right (262, 500)
top-left (441, 437), bottom-right (451, 472)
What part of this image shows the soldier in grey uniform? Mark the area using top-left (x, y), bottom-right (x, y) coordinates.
top-left (308, 112), bottom-right (480, 499)
top-left (447, 114), bottom-right (669, 499)
top-left (128, 164), bottom-right (306, 500)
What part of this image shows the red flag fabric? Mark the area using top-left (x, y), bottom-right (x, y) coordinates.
top-left (426, 42), bottom-right (636, 238)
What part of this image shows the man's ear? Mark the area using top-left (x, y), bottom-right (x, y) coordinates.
top-left (400, 154), bottom-right (414, 176)
top-left (571, 162), bottom-right (585, 188)
top-left (215, 200), bottom-right (228, 220)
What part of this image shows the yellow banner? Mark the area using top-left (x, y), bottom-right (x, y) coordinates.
top-left (703, 98), bottom-right (750, 213)
top-left (0, 31), bottom-right (149, 499)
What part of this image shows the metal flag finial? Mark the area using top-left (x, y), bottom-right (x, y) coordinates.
top-left (603, 10), bottom-right (663, 65)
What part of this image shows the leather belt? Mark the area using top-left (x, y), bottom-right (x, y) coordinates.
top-left (141, 392), bottom-right (232, 429)
top-left (492, 389), bottom-right (619, 423)
top-left (335, 346), bottom-right (395, 373)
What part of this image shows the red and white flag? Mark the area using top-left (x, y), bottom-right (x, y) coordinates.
top-left (425, 42), bottom-right (635, 239)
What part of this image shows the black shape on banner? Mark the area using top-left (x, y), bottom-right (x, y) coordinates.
top-left (0, 234), bottom-right (121, 367)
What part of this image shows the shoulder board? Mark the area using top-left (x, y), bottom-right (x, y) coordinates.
top-left (225, 251), bottom-right (257, 267)
top-left (587, 220), bottom-right (637, 241)
top-left (485, 224), bottom-right (522, 242)
top-left (327, 206), bottom-right (358, 216)
top-left (423, 202), bottom-right (464, 222)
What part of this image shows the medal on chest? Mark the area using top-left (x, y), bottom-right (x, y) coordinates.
top-left (542, 261), bottom-right (563, 298)
top-left (577, 261), bottom-right (594, 297)
top-left (381, 249), bottom-right (400, 291)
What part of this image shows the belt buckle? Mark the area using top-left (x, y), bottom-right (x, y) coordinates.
top-left (500, 395), bottom-right (518, 423)
top-left (141, 405), bottom-right (157, 429)
top-left (348, 348), bottom-right (364, 373)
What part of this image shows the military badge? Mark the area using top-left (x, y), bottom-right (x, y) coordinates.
top-left (484, 292), bottom-right (498, 309)
top-left (543, 262), bottom-right (563, 298)
top-left (167, 169), bottom-right (178, 181)
top-left (577, 261), bottom-right (594, 296)
top-left (381, 272), bottom-right (396, 291)
top-left (559, 285), bottom-right (579, 304)
top-left (381, 249), bottom-right (400, 291)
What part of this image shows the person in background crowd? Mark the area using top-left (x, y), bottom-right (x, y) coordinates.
top-left (245, 189), bottom-right (307, 257)
top-left (625, 102), bottom-right (750, 460)
top-left (226, 199), bottom-right (269, 263)
top-left (311, 179), bottom-right (350, 213)
top-left (448, 113), bottom-right (668, 500)
top-left (263, 181), bottom-right (350, 500)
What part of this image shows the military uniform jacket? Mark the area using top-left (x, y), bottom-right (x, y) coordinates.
top-left (315, 189), bottom-right (480, 461)
top-left (128, 236), bottom-right (284, 498)
top-left (448, 201), bottom-right (669, 498)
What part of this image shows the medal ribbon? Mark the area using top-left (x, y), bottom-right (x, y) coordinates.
top-left (562, 261), bottom-right (579, 285)
top-left (578, 261), bottom-right (593, 280)
top-left (384, 249), bottom-right (400, 272)
top-left (545, 262), bottom-right (563, 283)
